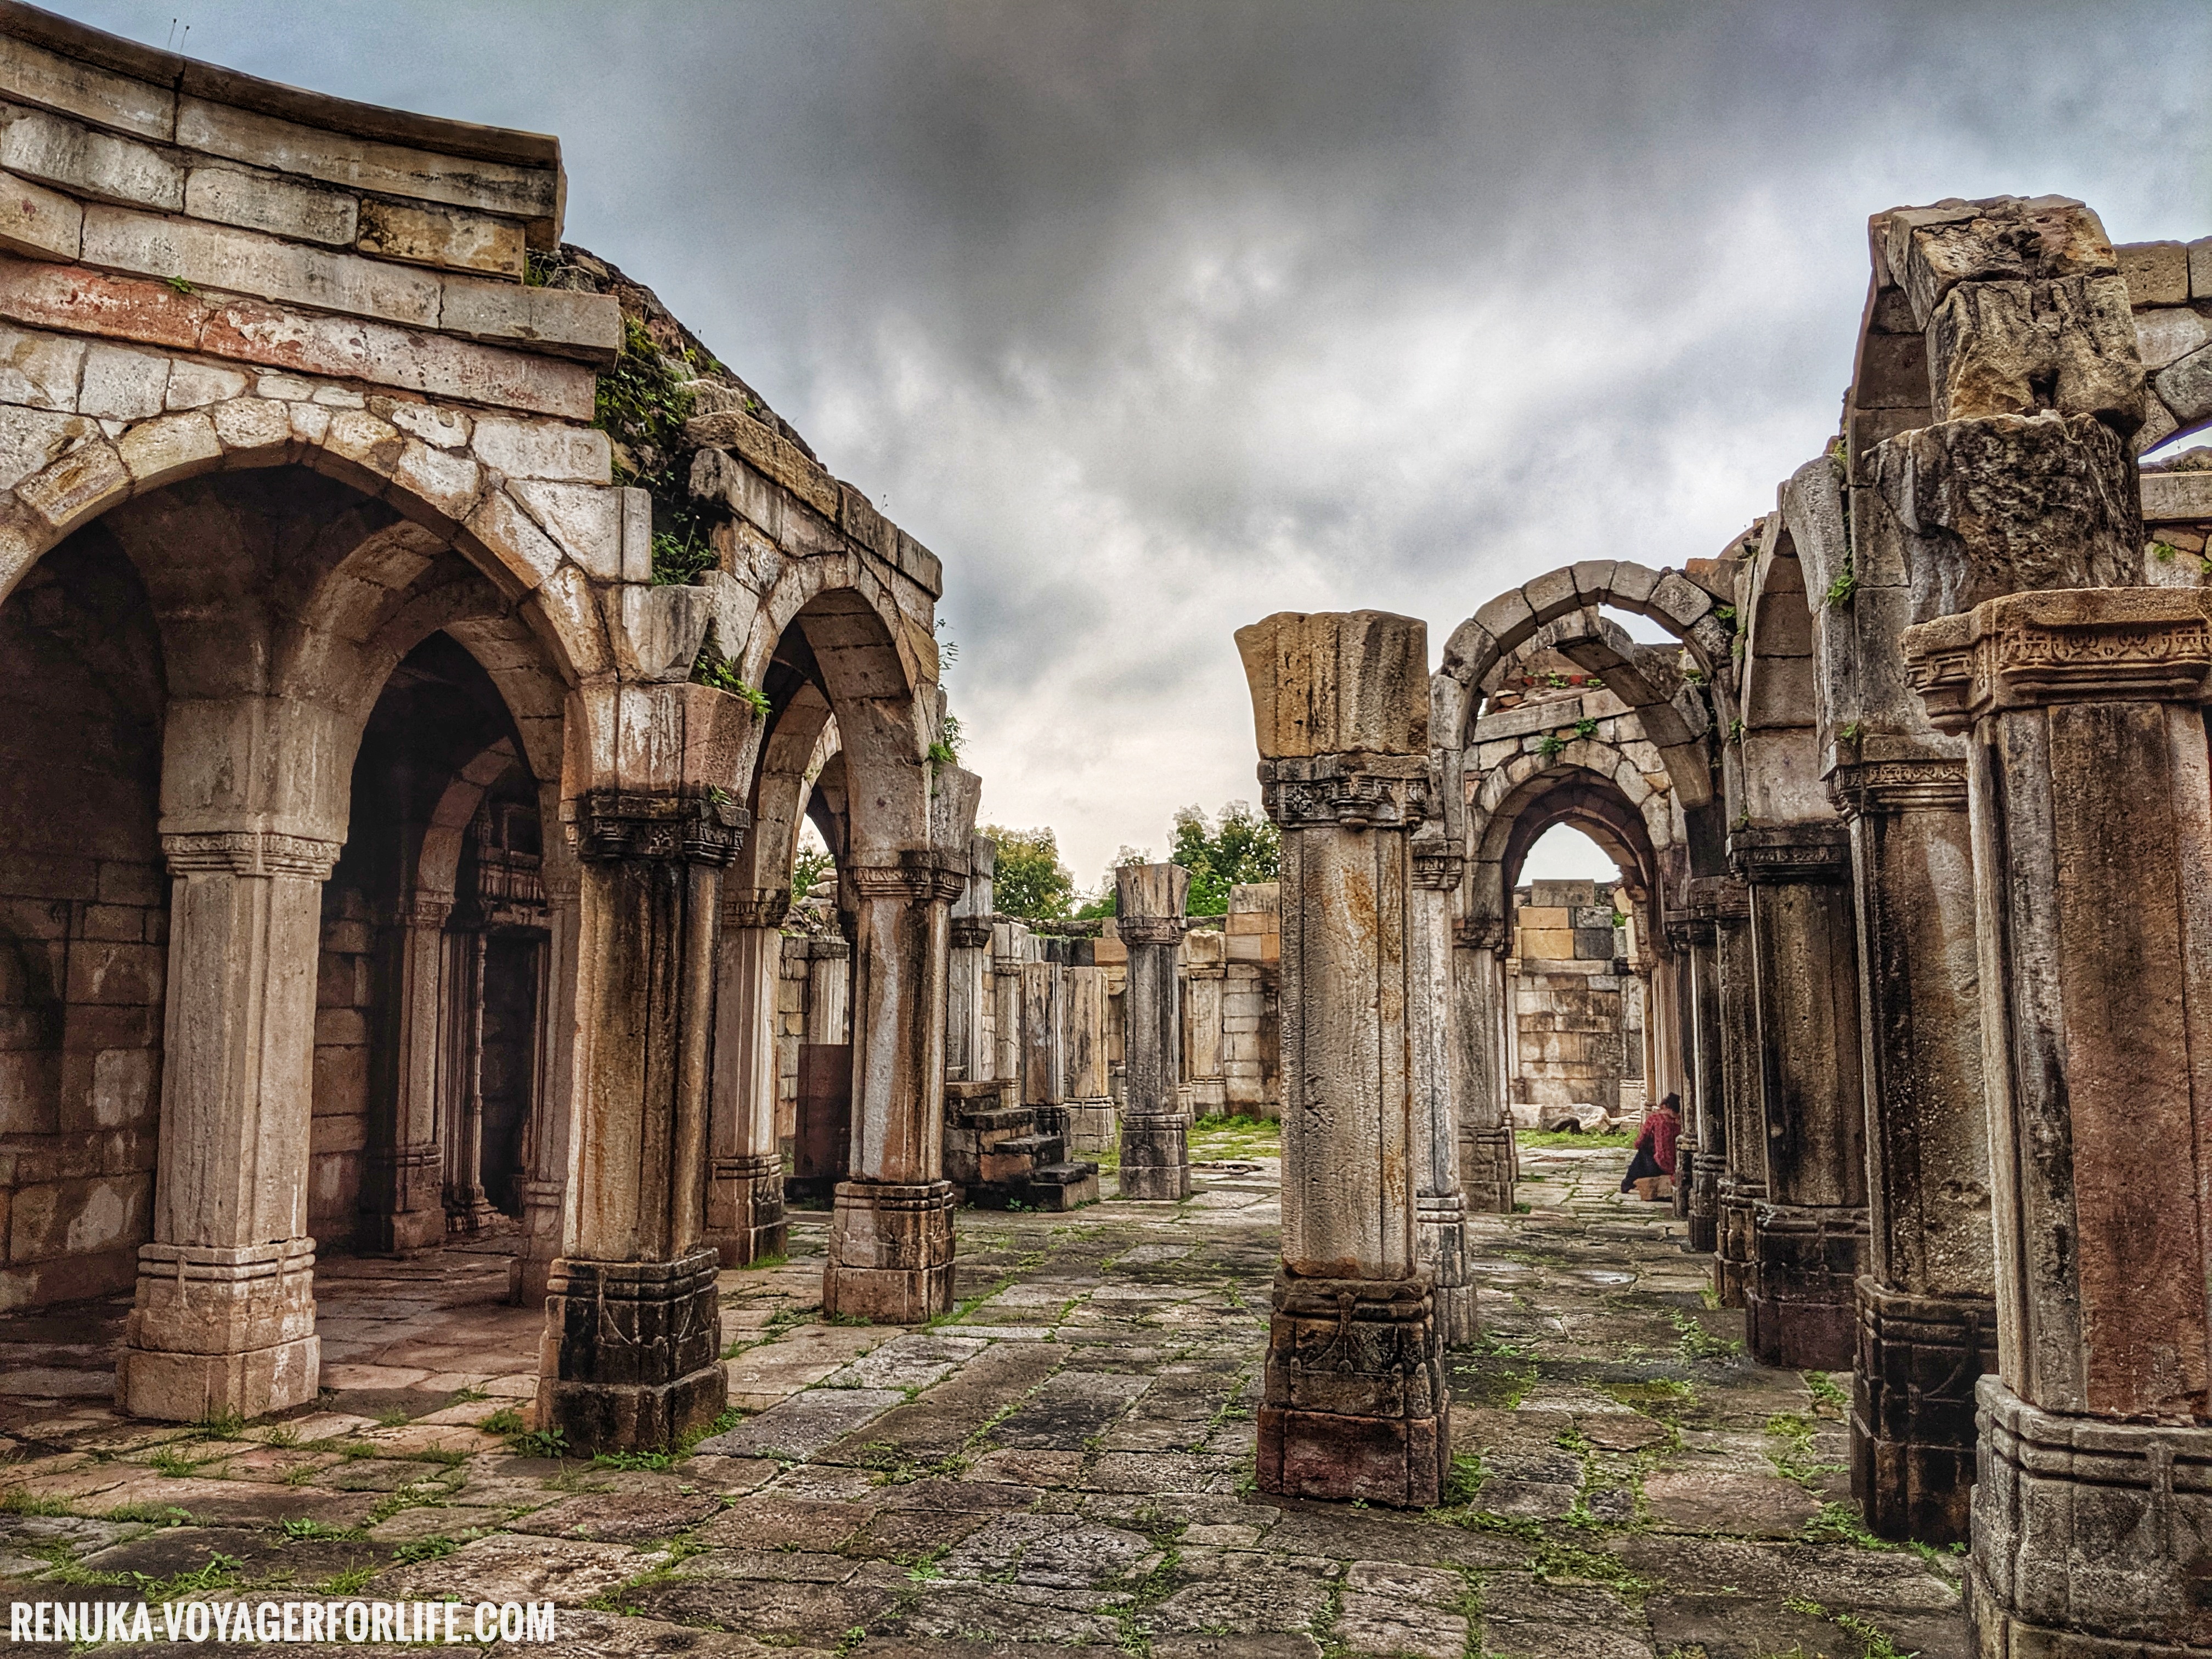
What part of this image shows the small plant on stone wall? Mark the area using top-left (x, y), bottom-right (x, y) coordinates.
top-left (1713, 602), bottom-right (1737, 630)
top-left (689, 631), bottom-right (771, 717)
top-left (1838, 721), bottom-right (1863, 744)
top-left (651, 526), bottom-right (715, 586)
top-left (1727, 718), bottom-right (1743, 744)
top-left (1538, 732), bottom-right (1566, 761)
top-left (2153, 540), bottom-right (2180, 563)
top-left (1573, 717), bottom-right (1598, 740)
top-left (1824, 561), bottom-right (1858, 610)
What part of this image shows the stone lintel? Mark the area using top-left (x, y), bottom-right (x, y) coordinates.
top-left (1729, 822), bottom-right (1852, 885)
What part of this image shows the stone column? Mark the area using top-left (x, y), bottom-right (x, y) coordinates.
top-left (1116, 863), bottom-right (1192, 1200)
top-left (990, 923), bottom-right (1025, 1086)
top-left (445, 928), bottom-right (499, 1233)
top-left (1454, 916), bottom-right (1515, 1213)
top-left (1239, 609), bottom-right (1449, 1508)
top-left (1412, 833), bottom-right (1475, 1346)
top-left (1678, 891), bottom-right (1725, 1256)
top-left (1710, 876), bottom-right (1762, 1309)
top-left (806, 939), bottom-right (849, 1043)
top-left (511, 865), bottom-right (581, 1305)
top-left (1832, 759), bottom-right (1991, 1545)
top-left (1182, 932), bottom-right (1229, 1115)
top-left (826, 764), bottom-right (978, 1324)
top-left (117, 829), bottom-right (337, 1421)
top-left (1021, 957), bottom-right (1064, 1115)
top-left (1734, 823), bottom-right (1867, 1370)
top-left (704, 887), bottom-right (790, 1268)
top-left (946, 835), bottom-right (995, 1084)
top-left (362, 891), bottom-right (450, 1256)
top-left (537, 791), bottom-right (738, 1453)
top-left (1062, 963), bottom-right (1116, 1153)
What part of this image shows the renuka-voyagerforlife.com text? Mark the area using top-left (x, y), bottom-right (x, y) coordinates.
top-left (9, 1598), bottom-right (560, 1644)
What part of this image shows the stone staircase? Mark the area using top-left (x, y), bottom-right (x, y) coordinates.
top-left (943, 1082), bottom-right (1101, 1211)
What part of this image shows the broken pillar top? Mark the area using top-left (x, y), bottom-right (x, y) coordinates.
top-left (1235, 611), bottom-right (1430, 762)
top-left (1878, 195), bottom-right (2117, 329)
top-left (1116, 861), bottom-right (1190, 928)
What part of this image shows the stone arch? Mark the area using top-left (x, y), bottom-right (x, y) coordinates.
top-left (1470, 743), bottom-right (1678, 943)
top-left (1737, 522), bottom-right (1827, 827)
top-left (733, 679), bottom-right (837, 903)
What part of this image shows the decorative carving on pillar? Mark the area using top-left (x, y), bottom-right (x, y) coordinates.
top-left (1115, 865), bottom-right (1192, 1201)
top-left (1239, 609), bottom-right (1448, 1507)
top-left (950, 918), bottom-right (993, 951)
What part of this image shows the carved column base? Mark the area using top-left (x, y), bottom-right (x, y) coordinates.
top-left (537, 1248), bottom-right (724, 1454)
top-left (1416, 1194), bottom-right (1477, 1347)
top-left (1714, 1177), bottom-right (1764, 1308)
top-left (1117, 1112), bottom-right (1190, 1201)
top-left (1970, 1377), bottom-right (2212, 1655)
top-left (117, 1240), bottom-right (319, 1421)
top-left (1686, 1150), bottom-right (1723, 1256)
top-left (509, 1177), bottom-right (564, 1307)
top-left (1671, 1138), bottom-right (1695, 1220)
top-left (823, 1180), bottom-right (956, 1323)
top-left (1063, 1098), bottom-right (1119, 1155)
top-left (1257, 1271), bottom-right (1449, 1508)
top-left (1744, 1200), bottom-right (1866, 1370)
top-left (704, 1153), bottom-right (788, 1267)
top-left (446, 1186), bottom-right (500, 1234)
top-left (1850, 1278), bottom-right (1993, 1546)
top-left (1460, 1126), bottom-right (1516, 1214)
top-left (361, 1141), bottom-right (445, 1256)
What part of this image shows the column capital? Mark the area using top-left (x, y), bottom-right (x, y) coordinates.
top-left (1729, 823), bottom-right (1851, 885)
top-left (1259, 752), bottom-right (1431, 832)
top-left (1116, 918), bottom-right (1182, 947)
top-left (391, 892), bottom-right (454, 931)
top-left (1829, 758), bottom-right (1968, 817)
top-left (162, 830), bottom-right (342, 879)
top-left (1690, 873), bottom-right (1751, 921)
top-left (574, 791), bottom-right (747, 866)
top-left (1412, 842), bottom-right (1464, 891)
top-left (723, 885), bottom-right (792, 931)
top-left (1904, 588), bottom-right (2212, 732)
top-left (1454, 916), bottom-right (1508, 953)
top-left (847, 849), bottom-right (968, 904)
top-left (949, 918), bottom-right (994, 951)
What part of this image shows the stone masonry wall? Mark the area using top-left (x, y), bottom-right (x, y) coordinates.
top-left (1509, 878), bottom-right (1634, 1123)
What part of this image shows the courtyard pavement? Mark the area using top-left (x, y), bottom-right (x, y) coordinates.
top-left (0, 1127), bottom-right (1967, 1657)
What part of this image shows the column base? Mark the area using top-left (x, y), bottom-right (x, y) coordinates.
top-left (1850, 1278), bottom-right (1993, 1545)
top-left (446, 1186), bottom-right (500, 1235)
top-left (1686, 1150), bottom-right (1723, 1255)
top-left (1417, 1194), bottom-right (1477, 1348)
top-left (1460, 1126), bottom-right (1517, 1214)
top-left (1257, 1271), bottom-right (1449, 1508)
top-left (1744, 1200), bottom-right (1866, 1370)
top-left (1671, 1139), bottom-right (1695, 1220)
top-left (703, 1153), bottom-right (789, 1267)
top-left (360, 1142), bottom-right (445, 1256)
top-left (359, 1205), bottom-right (446, 1257)
top-left (538, 1248), bottom-right (724, 1455)
top-left (1063, 1098), bottom-right (1119, 1155)
top-left (823, 1180), bottom-right (956, 1323)
top-left (1715, 1177), bottom-right (1763, 1308)
top-left (508, 1178), bottom-right (564, 1307)
top-left (116, 1240), bottom-right (320, 1421)
top-left (1118, 1113), bottom-right (1190, 1200)
top-left (1970, 1376), bottom-right (2212, 1654)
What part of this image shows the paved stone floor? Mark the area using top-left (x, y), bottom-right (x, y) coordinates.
top-left (0, 1127), bottom-right (1967, 1657)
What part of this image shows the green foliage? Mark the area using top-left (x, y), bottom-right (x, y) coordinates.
top-left (479, 1407), bottom-right (525, 1437)
top-left (1518, 1127), bottom-right (1634, 1148)
top-left (1572, 716), bottom-right (1599, 740)
top-left (1824, 561), bottom-right (1858, 609)
top-left (791, 832), bottom-right (834, 902)
top-left (507, 1425), bottom-right (569, 1460)
top-left (689, 633), bottom-right (771, 715)
top-left (984, 823), bottom-right (1076, 919)
top-left (597, 314), bottom-right (697, 464)
top-left (1728, 717), bottom-right (1744, 744)
top-left (1714, 602), bottom-right (1737, 628)
top-left (1838, 720), bottom-right (1864, 744)
top-left (1169, 802), bottom-right (1280, 916)
top-left (652, 526), bottom-right (715, 586)
top-left (1804, 1369), bottom-right (1850, 1413)
top-left (2153, 540), bottom-right (2180, 562)
top-left (165, 274), bottom-right (195, 296)
top-left (1537, 732), bottom-right (1566, 761)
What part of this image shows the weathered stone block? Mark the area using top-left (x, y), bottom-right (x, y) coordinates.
top-left (540, 1248), bottom-right (725, 1454)
top-left (0, 163), bottom-right (81, 260)
top-left (1258, 1273), bottom-right (1448, 1508)
top-left (0, 105), bottom-right (180, 209)
top-left (182, 161), bottom-right (357, 246)
top-left (357, 196), bottom-right (523, 278)
top-left (470, 414), bottom-right (609, 482)
top-left (2118, 239), bottom-right (2190, 307)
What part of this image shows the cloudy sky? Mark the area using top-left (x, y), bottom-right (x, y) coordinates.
top-left (53, 1), bottom-right (2212, 887)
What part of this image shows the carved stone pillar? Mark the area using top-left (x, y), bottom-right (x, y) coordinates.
top-left (1832, 758), bottom-right (1991, 1545)
top-left (118, 830), bottom-right (338, 1420)
top-left (990, 923), bottom-right (1025, 1086)
top-left (511, 864), bottom-right (581, 1305)
top-left (704, 886), bottom-right (791, 1268)
top-left (1412, 835), bottom-right (1475, 1346)
top-left (1905, 586), bottom-right (2212, 1651)
top-left (1021, 957), bottom-right (1064, 1115)
top-left (1734, 823), bottom-right (1867, 1370)
top-left (444, 927), bottom-right (500, 1233)
top-left (1062, 963), bottom-right (1116, 1152)
top-left (1675, 893), bottom-right (1724, 1256)
top-left (946, 834), bottom-right (995, 1083)
top-left (1240, 610), bottom-right (1448, 1508)
top-left (362, 892), bottom-right (450, 1256)
top-left (826, 768), bottom-right (978, 1324)
top-left (1453, 916), bottom-right (1515, 1214)
top-left (1116, 863), bottom-right (1191, 1200)
top-left (1183, 932), bottom-right (1228, 1115)
top-left (537, 791), bottom-right (738, 1453)
top-left (1709, 877), bottom-right (1762, 1308)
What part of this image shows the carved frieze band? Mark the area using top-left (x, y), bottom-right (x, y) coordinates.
top-left (949, 918), bottom-right (995, 951)
top-left (1116, 918), bottom-right (1183, 947)
top-left (1829, 759), bottom-right (1967, 817)
top-left (1903, 589), bottom-right (2212, 731)
top-left (163, 831), bottom-right (342, 879)
top-left (1689, 874), bottom-right (1751, 921)
top-left (1412, 846), bottom-right (1465, 891)
top-left (1259, 753), bottom-right (1431, 832)
top-left (724, 887), bottom-right (793, 931)
top-left (847, 851), bottom-right (969, 904)
top-left (1453, 917), bottom-right (1508, 953)
top-left (576, 791), bottom-right (747, 866)
top-left (1728, 825), bottom-right (1851, 885)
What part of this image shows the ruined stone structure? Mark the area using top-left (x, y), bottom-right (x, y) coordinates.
top-left (1249, 193), bottom-right (2212, 1644)
top-left (1503, 877), bottom-right (1640, 1125)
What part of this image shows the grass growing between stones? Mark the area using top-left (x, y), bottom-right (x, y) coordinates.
top-left (1517, 1130), bottom-right (1637, 1150)
top-left (1784, 1595), bottom-right (1920, 1659)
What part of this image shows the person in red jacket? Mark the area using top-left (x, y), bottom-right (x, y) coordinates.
top-left (1620, 1093), bottom-right (1681, 1201)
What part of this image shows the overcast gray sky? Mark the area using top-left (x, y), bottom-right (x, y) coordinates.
top-left (54, 1), bottom-right (2212, 887)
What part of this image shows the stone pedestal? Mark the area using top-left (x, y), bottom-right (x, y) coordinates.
top-left (1835, 758), bottom-right (1991, 1544)
top-left (825, 770), bottom-right (977, 1323)
top-left (1453, 918), bottom-right (1516, 1214)
top-left (1240, 609), bottom-right (1449, 1508)
top-left (1905, 586), bottom-right (2212, 1650)
top-left (1735, 824), bottom-right (1866, 1369)
top-left (704, 894), bottom-right (789, 1267)
top-left (1709, 879), bottom-right (1760, 1308)
top-left (535, 790), bottom-right (738, 1453)
top-left (119, 829), bottom-right (336, 1421)
top-left (1116, 863), bottom-right (1192, 1201)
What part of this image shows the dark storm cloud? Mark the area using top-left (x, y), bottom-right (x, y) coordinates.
top-left (50, 0), bottom-right (2212, 879)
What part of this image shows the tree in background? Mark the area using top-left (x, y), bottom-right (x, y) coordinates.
top-left (984, 824), bottom-right (1075, 919)
top-left (1074, 845), bottom-right (1152, 918)
top-left (789, 825), bottom-right (834, 900)
top-left (1170, 802), bottom-right (1280, 915)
